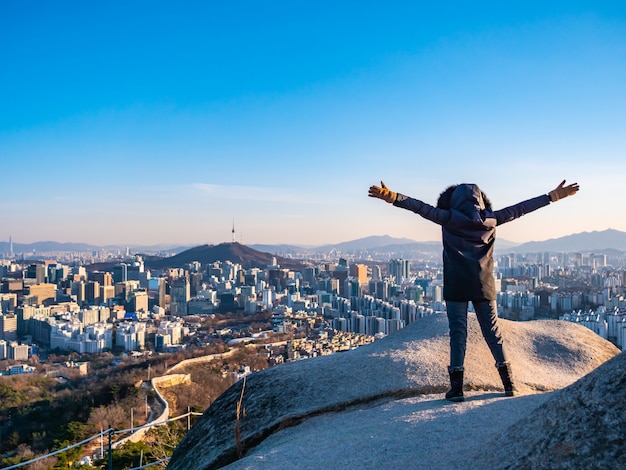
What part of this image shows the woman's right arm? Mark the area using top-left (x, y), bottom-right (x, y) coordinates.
top-left (368, 180), bottom-right (450, 225)
top-left (394, 193), bottom-right (451, 225)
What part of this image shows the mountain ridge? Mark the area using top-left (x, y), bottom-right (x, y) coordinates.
top-left (507, 228), bottom-right (626, 253)
top-left (2, 229), bottom-right (626, 257)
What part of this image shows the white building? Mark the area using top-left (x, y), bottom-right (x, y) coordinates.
top-left (50, 320), bottom-right (83, 351)
top-left (262, 288), bottom-right (274, 308)
top-left (559, 306), bottom-right (626, 350)
top-left (79, 306), bottom-right (111, 325)
top-left (8, 341), bottom-right (29, 361)
top-left (84, 323), bottom-right (114, 351)
top-left (116, 322), bottom-right (146, 351)
top-left (157, 320), bottom-right (184, 346)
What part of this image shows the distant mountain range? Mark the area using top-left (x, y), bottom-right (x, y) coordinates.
top-left (504, 229), bottom-right (626, 253)
top-left (2, 229), bottom-right (626, 260)
top-left (250, 230), bottom-right (626, 256)
top-left (0, 240), bottom-right (188, 255)
top-left (250, 235), bottom-right (439, 257)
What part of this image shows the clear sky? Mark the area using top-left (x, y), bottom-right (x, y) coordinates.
top-left (1, 1), bottom-right (625, 247)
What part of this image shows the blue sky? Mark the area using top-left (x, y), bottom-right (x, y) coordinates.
top-left (1, 1), bottom-right (625, 247)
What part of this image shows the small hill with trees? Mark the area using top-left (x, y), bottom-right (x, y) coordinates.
top-left (143, 242), bottom-right (303, 270)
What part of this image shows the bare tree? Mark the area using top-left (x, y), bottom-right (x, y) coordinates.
top-left (144, 423), bottom-right (186, 468)
top-left (88, 404), bottom-right (127, 433)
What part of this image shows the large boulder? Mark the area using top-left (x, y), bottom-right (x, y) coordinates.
top-left (168, 314), bottom-right (620, 470)
top-left (478, 351), bottom-right (626, 469)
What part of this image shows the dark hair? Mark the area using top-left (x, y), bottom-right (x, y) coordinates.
top-left (481, 191), bottom-right (492, 210)
top-left (436, 185), bottom-right (493, 210)
top-left (437, 185), bottom-right (457, 209)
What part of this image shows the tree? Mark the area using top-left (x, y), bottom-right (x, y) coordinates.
top-left (62, 421), bottom-right (87, 442)
top-left (53, 439), bottom-right (83, 468)
top-left (144, 422), bottom-right (186, 466)
top-left (89, 404), bottom-right (127, 434)
top-left (111, 440), bottom-right (153, 469)
top-left (25, 455), bottom-right (58, 470)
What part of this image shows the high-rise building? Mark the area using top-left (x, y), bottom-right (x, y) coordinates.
top-left (219, 293), bottom-right (237, 313)
top-left (302, 267), bottom-right (318, 286)
top-left (85, 281), bottom-right (101, 305)
top-left (90, 271), bottom-right (113, 287)
top-left (262, 288), bottom-right (273, 308)
top-left (26, 264), bottom-right (47, 284)
top-left (389, 259), bottom-right (410, 283)
top-left (170, 277), bottom-right (190, 315)
top-left (101, 285), bottom-right (116, 304)
top-left (345, 279), bottom-right (362, 298)
top-left (332, 270), bottom-right (348, 296)
top-left (268, 268), bottom-right (288, 291)
top-left (48, 264), bottom-right (68, 284)
top-left (73, 281), bottom-right (86, 305)
top-left (1, 279), bottom-right (23, 295)
top-left (16, 305), bottom-right (51, 337)
top-left (0, 314), bottom-right (18, 341)
top-left (113, 264), bottom-right (128, 283)
top-left (369, 280), bottom-right (389, 301)
top-left (350, 264), bottom-right (368, 283)
top-left (591, 253), bottom-right (607, 268)
top-left (129, 290), bottom-right (149, 314)
top-left (79, 307), bottom-right (101, 326)
top-left (0, 293), bottom-right (18, 313)
top-left (148, 277), bottom-right (167, 308)
top-left (128, 261), bottom-right (149, 288)
top-left (72, 266), bottom-right (87, 281)
top-left (155, 277), bottom-right (167, 308)
top-left (189, 272), bottom-right (203, 297)
top-left (115, 322), bottom-right (146, 351)
top-left (8, 341), bottom-right (29, 361)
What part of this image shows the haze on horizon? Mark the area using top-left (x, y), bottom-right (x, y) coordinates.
top-left (1, 2), bottom-right (625, 247)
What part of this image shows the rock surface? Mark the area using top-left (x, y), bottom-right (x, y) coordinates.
top-left (478, 351), bottom-right (626, 469)
top-left (168, 314), bottom-right (620, 470)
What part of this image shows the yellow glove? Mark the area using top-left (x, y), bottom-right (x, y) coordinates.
top-left (549, 180), bottom-right (580, 202)
top-left (368, 181), bottom-right (397, 203)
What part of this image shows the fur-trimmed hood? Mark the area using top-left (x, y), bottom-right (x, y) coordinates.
top-left (450, 183), bottom-right (486, 217)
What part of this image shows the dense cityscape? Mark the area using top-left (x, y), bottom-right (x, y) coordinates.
top-left (1, 237), bottom-right (626, 467)
top-left (2, 240), bottom-right (626, 365)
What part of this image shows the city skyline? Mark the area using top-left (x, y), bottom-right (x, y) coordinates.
top-left (1, 2), bottom-right (625, 246)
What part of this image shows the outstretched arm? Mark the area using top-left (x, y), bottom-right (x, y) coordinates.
top-left (368, 180), bottom-right (450, 225)
top-left (495, 179), bottom-right (580, 225)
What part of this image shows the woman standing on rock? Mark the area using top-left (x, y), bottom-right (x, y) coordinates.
top-left (368, 180), bottom-right (579, 401)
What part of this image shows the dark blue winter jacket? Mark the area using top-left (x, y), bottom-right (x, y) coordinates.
top-left (394, 184), bottom-right (551, 301)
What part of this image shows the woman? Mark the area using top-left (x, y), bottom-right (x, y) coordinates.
top-left (368, 180), bottom-right (579, 401)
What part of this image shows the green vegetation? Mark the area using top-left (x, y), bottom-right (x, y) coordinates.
top-left (83, 421), bottom-right (188, 469)
top-left (0, 342), bottom-right (265, 468)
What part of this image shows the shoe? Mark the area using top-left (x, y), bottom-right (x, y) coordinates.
top-left (446, 367), bottom-right (465, 402)
top-left (497, 363), bottom-right (515, 397)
